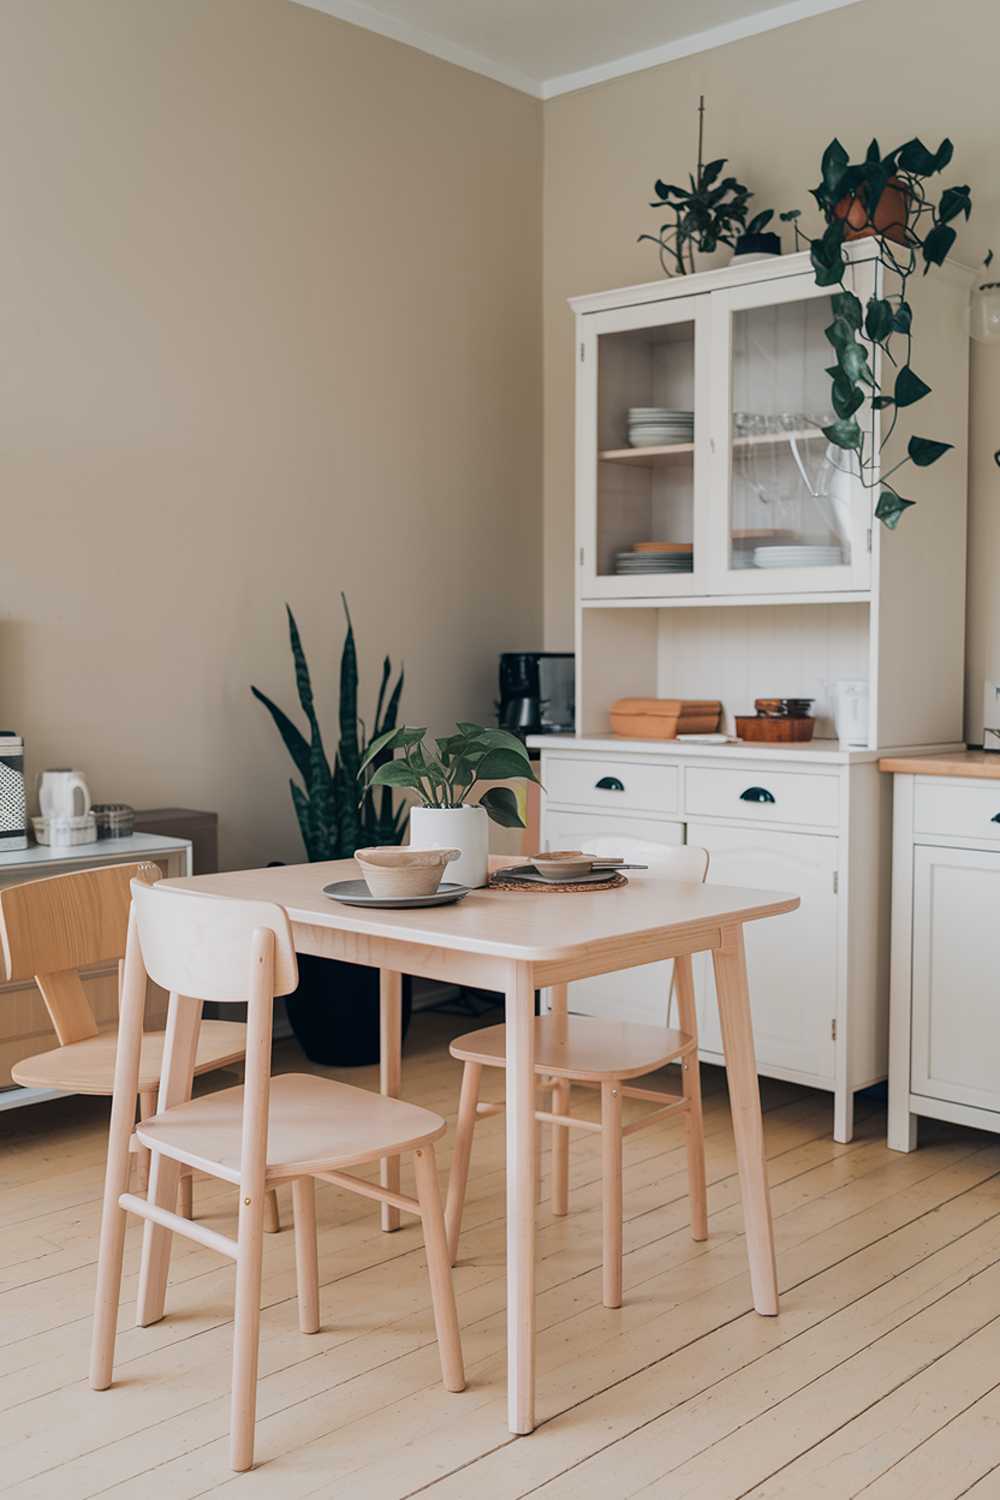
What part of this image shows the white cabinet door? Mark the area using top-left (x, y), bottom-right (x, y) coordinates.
top-left (706, 264), bottom-right (876, 598)
top-left (543, 810), bottom-right (685, 1023)
top-left (688, 822), bottom-right (838, 1082)
top-left (911, 845), bottom-right (1000, 1114)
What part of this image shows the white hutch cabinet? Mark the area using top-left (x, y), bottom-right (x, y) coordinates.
top-left (534, 247), bottom-right (970, 1142)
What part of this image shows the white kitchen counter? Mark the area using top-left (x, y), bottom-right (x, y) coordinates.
top-left (530, 734), bottom-right (962, 766)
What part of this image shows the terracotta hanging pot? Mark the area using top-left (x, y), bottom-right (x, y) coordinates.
top-left (833, 176), bottom-right (911, 244)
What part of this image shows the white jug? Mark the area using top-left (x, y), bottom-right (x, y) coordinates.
top-left (831, 681), bottom-right (869, 748)
top-left (38, 768), bottom-right (92, 819)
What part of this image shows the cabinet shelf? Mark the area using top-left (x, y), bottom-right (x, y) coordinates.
top-left (599, 443), bottom-right (694, 465)
top-left (598, 428), bottom-right (825, 467)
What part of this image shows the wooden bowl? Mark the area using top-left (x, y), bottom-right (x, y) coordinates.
top-left (354, 846), bottom-right (460, 898)
top-left (735, 716), bottom-right (815, 743)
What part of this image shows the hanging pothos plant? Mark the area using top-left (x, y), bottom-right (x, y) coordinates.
top-left (799, 137), bottom-right (972, 528)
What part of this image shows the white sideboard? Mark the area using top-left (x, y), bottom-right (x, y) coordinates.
top-left (0, 832), bottom-right (192, 1107)
top-left (883, 753), bottom-right (1000, 1151)
top-left (533, 735), bottom-right (962, 1143)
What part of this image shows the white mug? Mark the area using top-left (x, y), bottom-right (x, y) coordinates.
top-left (38, 768), bottom-right (92, 819)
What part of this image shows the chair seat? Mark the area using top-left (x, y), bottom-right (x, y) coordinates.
top-left (11, 1019), bottom-right (250, 1096)
top-left (135, 1073), bottom-right (447, 1184)
top-left (450, 1014), bottom-right (694, 1082)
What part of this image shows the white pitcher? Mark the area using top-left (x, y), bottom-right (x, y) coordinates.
top-left (38, 768), bottom-right (92, 819)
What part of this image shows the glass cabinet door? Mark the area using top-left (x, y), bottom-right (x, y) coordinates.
top-left (578, 293), bottom-right (709, 599)
top-left (708, 269), bottom-right (876, 596)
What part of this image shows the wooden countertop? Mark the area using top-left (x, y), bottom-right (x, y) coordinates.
top-left (879, 750), bottom-right (1000, 780)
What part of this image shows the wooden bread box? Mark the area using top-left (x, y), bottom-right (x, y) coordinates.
top-left (610, 697), bottom-right (722, 740)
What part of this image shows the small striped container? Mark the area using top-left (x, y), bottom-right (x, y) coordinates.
top-left (0, 736), bottom-right (28, 852)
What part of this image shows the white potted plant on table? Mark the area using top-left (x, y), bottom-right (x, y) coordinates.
top-left (358, 723), bottom-right (538, 888)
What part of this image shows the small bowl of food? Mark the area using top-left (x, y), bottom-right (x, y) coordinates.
top-left (354, 847), bottom-right (460, 899)
top-left (529, 850), bottom-right (595, 882)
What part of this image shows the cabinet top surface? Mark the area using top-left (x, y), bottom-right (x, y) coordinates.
top-left (530, 733), bottom-right (881, 766)
top-left (0, 832), bottom-right (191, 870)
top-left (163, 860), bottom-right (799, 963)
top-left (879, 751), bottom-right (1000, 780)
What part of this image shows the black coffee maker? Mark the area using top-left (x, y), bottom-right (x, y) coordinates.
top-left (498, 652), bottom-right (574, 738)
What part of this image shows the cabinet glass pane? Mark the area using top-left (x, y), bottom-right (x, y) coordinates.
top-left (596, 318), bottom-right (696, 581)
top-left (729, 297), bottom-right (858, 572)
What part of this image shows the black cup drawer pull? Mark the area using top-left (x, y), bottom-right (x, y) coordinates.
top-left (595, 775), bottom-right (625, 792)
top-left (740, 786), bottom-right (776, 804)
top-left (992, 813), bottom-right (1000, 824)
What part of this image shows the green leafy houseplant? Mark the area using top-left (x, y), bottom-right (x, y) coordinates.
top-left (251, 598), bottom-right (411, 1069)
top-left (251, 597), bottom-right (405, 859)
top-left (638, 98), bottom-right (754, 276)
top-left (805, 136), bottom-right (972, 529)
top-left (358, 724), bottom-right (539, 828)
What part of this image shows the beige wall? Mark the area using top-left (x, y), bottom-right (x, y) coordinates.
top-left (543, 0), bottom-right (1000, 740)
top-left (0, 0), bottom-right (542, 869)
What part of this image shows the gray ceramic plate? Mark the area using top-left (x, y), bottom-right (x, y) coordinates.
top-left (322, 879), bottom-right (469, 909)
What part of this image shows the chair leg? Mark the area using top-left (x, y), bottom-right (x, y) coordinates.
top-left (230, 1187), bottom-right (267, 1471)
top-left (601, 1082), bottom-right (623, 1310)
top-left (414, 1144), bottom-right (465, 1393)
top-left (551, 1079), bottom-right (571, 1217)
top-left (292, 1178), bottom-right (320, 1334)
top-left (177, 1173), bottom-right (194, 1220)
top-left (91, 915), bottom-right (147, 1391)
top-left (264, 1188), bottom-right (281, 1234)
top-left (445, 1060), bottom-right (481, 1266)
top-left (137, 1089), bottom-right (156, 1190)
top-left (674, 955), bottom-right (708, 1243)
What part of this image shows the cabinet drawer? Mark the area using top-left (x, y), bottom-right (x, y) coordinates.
top-left (913, 779), bottom-right (1000, 843)
top-left (684, 765), bottom-right (839, 828)
top-left (543, 755), bottom-right (678, 815)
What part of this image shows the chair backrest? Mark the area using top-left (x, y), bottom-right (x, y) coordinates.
top-left (0, 861), bottom-right (162, 1044)
top-left (573, 837), bottom-right (709, 885)
top-left (130, 881), bottom-right (298, 1003)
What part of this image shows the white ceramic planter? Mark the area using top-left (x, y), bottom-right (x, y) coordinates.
top-left (409, 804), bottom-right (489, 889)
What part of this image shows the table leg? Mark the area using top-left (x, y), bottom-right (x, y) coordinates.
top-left (712, 925), bottom-right (778, 1317)
top-left (380, 969), bottom-right (402, 1233)
top-left (506, 961), bottom-right (536, 1434)
top-left (136, 992), bottom-right (203, 1326)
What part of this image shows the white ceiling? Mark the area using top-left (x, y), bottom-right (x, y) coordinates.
top-left (292, 0), bottom-right (865, 98)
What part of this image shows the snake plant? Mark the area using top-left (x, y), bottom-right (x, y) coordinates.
top-left (252, 597), bottom-right (405, 860)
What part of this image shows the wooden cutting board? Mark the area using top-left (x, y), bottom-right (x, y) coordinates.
top-left (610, 698), bottom-right (722, 740)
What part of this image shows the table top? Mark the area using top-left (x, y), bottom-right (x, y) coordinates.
top-left (879, 750), bottom-right (1000, 781)
top-left (162, 859), bottom-right (799, 963)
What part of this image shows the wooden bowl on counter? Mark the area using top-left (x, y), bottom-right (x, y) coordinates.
top-left (735, 715), bottom-right (815, 743)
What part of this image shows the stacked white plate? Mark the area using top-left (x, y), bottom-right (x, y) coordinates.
top-left (627, 407), bottom-right (694, 448)
top-left (752, 544), bottom-right (844, 569)
top-left (615, 550), bottom-right (693, 575)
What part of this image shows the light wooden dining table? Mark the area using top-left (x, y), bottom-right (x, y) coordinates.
top-left (149, 857), bottom-right (798, 1436)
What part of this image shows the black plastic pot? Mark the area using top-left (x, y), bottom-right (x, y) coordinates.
top-left (732, 231), bottom-right (782, 259)
top-left (284, 953), bottom-right (413, 1067)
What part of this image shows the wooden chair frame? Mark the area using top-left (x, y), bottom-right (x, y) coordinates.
top-left (1, 861), bottom-right (280, 1230)
top-left (445, 847), bottom-right (711, 1309)
top-left (90, 881), bottom-right (463, 1472)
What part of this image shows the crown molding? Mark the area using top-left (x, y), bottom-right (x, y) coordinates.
top-left (291, 0), bottom-right (866, 102)
top-left (290, 0), bottom-right (544, 96)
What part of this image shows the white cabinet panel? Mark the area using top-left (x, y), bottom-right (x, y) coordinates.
top-left (913, 779), bottom-right (1000, 844)
top-left (689, 822), bottom-right (838, 1082)
top-left (684, 764), bottom-right (839, 829)
top-left (542, 810), bottom-right (684, 1024)
top-left (544, 754), bottom-right (678, 816)
top-left (910, 845), bottom-right (1000, 1113)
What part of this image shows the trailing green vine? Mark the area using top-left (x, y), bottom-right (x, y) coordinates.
top-left (803, 137), bottom-right (971, 528)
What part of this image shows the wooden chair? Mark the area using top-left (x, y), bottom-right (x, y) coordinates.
top-left (2, 861), bottom-right (280, 1230)
top-left (90, 879), bottom-right (464, 1472)
top-left (445, 845), bottom-right (711, 1310)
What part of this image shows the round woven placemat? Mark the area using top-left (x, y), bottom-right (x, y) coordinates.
top-left (487, 872), bottom-right (628, 894)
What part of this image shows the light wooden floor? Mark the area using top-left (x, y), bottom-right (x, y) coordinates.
top-left (4, 1010), bottom-right (1000, 1500)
